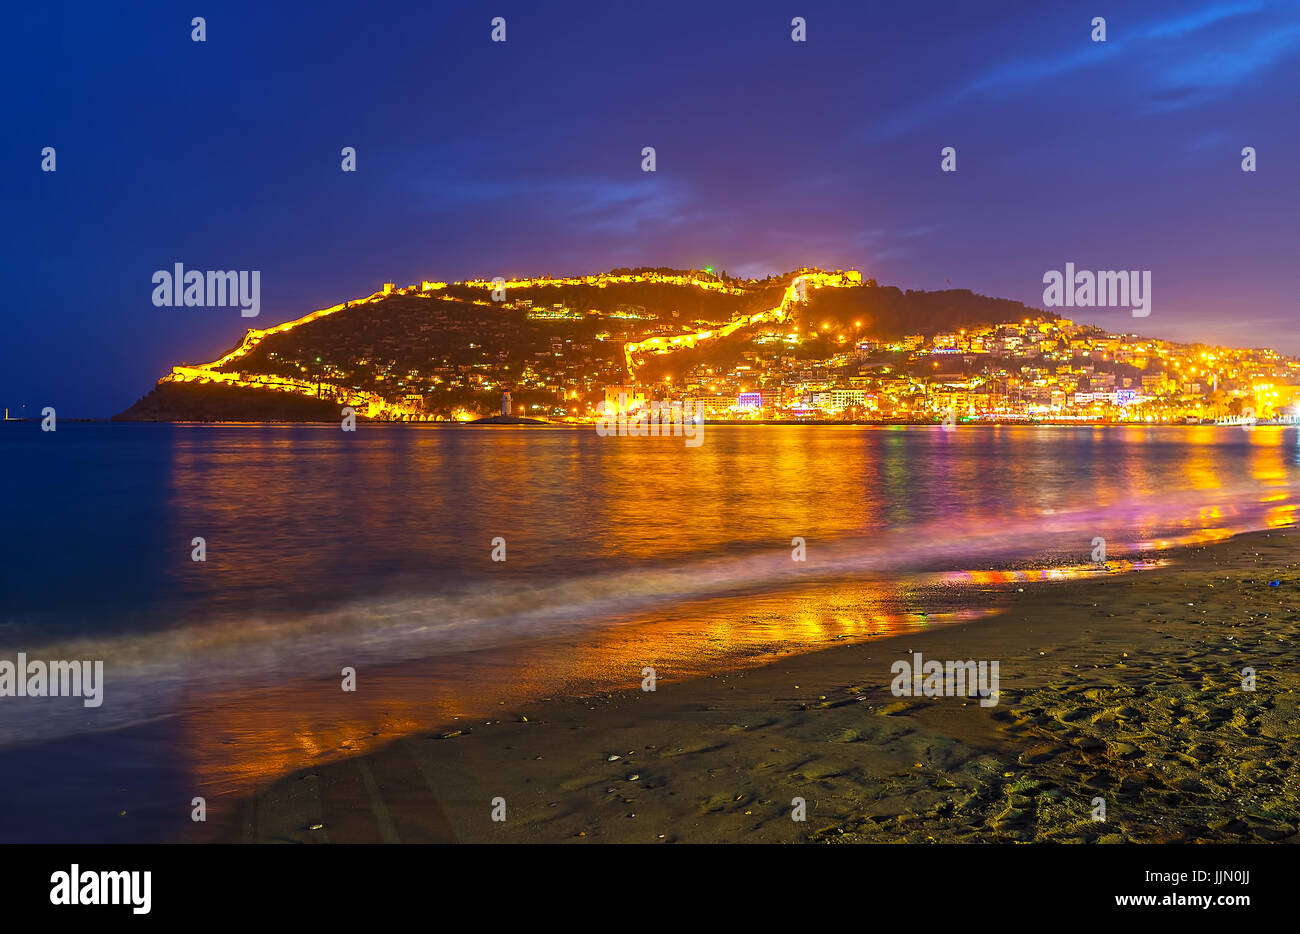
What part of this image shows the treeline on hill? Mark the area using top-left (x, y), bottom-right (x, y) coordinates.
top-left (114, 382), bottom-right (346, 421)
top-left (633, 287), bottom-right (1056, 382)
top-left (442, 280), bottom-right (785, 323)
top-left (224, 294), bottom-right (598, 379)
top-left (634, 322), bottom-right (802, 383)
top-left (800, 287), bottom-right (1056, 340)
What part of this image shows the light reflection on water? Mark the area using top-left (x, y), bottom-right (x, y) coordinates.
top-left (1, 423), bottom-right (1298, 836)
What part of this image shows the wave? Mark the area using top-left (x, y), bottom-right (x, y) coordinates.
top-left (0, 479), bottom-right (1294, 745)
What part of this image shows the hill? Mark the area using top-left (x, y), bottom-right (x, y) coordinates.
top-left (115, 268), bottom-right (1056, 422)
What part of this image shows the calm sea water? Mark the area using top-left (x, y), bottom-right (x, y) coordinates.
top-left (2, 422), bottom-right (1298, 841)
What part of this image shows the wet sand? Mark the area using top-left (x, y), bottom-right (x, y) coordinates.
top-left (226, 529), bottom-right (1300, 843)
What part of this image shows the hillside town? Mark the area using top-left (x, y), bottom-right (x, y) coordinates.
top-left (623, 317), bottom-right (1300, 424)
top-left (153, 269), bottom-right (1300, 424)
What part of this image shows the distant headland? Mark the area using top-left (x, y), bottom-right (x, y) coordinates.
top-left (113, 267), bottom-right (1299, 426)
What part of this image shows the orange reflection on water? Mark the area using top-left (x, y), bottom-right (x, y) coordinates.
top-left (146, 424), bottom-right (1300, 837)
top-left (173, 576), bottom-right (990, 819)
top-left (1265, 503), bottom-right (1297, 527)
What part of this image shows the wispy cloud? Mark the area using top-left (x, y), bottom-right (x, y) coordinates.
top-left (1145, 19), bottom-right (1300, 112)
top-left (419, 175), bottom-right (696, 236)
top-left (867, 0), bottom-right (1293, 140)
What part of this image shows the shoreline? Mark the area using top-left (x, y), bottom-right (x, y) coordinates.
top-left (222, 527), bottom-right (1300, 844)
top-left (15, 418), bottom-right (1293, 428)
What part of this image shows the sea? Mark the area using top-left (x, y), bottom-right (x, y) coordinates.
top-left (2, 422), bottom-right (1298, 841)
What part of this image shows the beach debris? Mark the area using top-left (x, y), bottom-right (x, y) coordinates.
top-left (308, 823), bottom-right (324, 831)
top-left (438, 730), bottom-right (464, 739)
top-left (607, 754), bottom-right (621, 761)
top-left (627, 773), bottom-right (640, 781)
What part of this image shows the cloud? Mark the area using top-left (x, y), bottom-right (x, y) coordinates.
top-left (867, 0), bottom-right (1291, 140)
top-left (1144, 20), bottom-right (1300, 112)
top-left (418, 174), bottom-right (696, 237)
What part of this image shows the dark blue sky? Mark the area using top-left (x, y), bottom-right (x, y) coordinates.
top-left (4, 0), bottom-right (1299, 416)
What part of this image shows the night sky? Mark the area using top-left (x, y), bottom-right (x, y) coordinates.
top-left (5, 0), bottom-right (1299, 416)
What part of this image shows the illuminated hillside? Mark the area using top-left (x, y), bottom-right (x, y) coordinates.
top-left (118, 268), bottom-right (865, 421)
top-left (115, 266), bottom-right (1293, 424)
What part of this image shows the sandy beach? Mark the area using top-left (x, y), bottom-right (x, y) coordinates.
top-left (225, 528), bottom-right (1300, 844)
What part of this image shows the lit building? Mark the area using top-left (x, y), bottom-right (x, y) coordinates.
top-left (603, 385), bottom-right (644, 414)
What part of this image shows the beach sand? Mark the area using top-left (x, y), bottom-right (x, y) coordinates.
top-left (225, 529), bottom-right (1300, 843)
